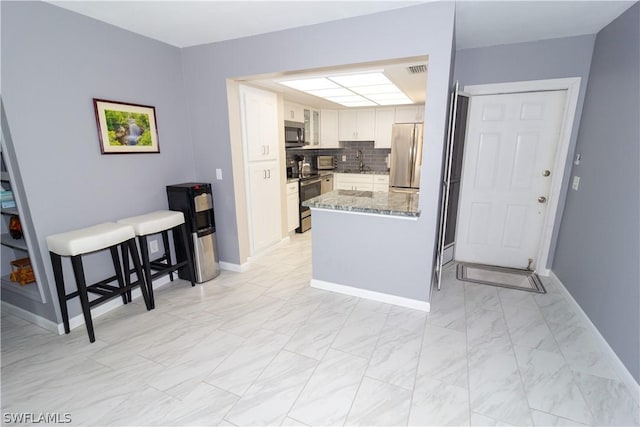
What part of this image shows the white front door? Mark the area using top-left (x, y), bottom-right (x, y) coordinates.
top-left (455, 90), bottom-right (566, 270)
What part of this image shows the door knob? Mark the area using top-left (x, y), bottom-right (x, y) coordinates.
top-left (543, 170), bottom-right (551, 177)
top-left (538, 196), bottom-right (547, 203)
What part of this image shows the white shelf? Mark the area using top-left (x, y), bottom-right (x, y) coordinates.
top-left (1, 274), bottom-right (42, 302)
top-left (1, 207), bottom-right (18, 215)
top-left (1, 233), bottom-right (28, 251)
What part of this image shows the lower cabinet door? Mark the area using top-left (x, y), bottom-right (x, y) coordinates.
top-left (248, 161), bottom-right (281, 253)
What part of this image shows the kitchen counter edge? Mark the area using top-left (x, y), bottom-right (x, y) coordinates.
top-left (303, 189), bottom-right (420, 218)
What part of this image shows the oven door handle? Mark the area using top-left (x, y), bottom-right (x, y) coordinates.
top-left (300, 178), bottom-right (322, 186)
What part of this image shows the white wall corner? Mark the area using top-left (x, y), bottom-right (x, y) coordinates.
top-left (219, 261), bottom-right (250, 273)
top-left (1, 301), bottom-right (60, 334)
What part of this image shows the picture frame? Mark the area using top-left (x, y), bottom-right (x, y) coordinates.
top-left (93, 98), bottom-right (160, 154)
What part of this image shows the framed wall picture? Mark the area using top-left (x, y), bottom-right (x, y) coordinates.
top-left (93, 99), bottom-right (160, 154)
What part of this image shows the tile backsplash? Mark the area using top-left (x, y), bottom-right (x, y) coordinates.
top-left (286, 141), bottom-right (390, 173)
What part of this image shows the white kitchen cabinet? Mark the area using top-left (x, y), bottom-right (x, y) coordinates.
top-left (286, 181), bottom-right (299, 232)
top-left (241, 86), bottom-right (279, 161)
top-left (395, 105), bottom-right (424, 123)
top-left (240, 84), bottom-right (283, 255)
top-left (373, 175), bottom-right (390, 192)
top-left (374, 108), bottom-right (395, 148)
top-left (320, 109), bottom-right (339, 148)
top-left (338, 108), bottom-right (375, 141)
top-left (334, 173), bottom-right (389, 192)
top-left (304, 108), bottom-right (321, 148)
top-left (283, 101), bottom-right (305, 123)
top-left (248, 161), bottom-right (282, 252)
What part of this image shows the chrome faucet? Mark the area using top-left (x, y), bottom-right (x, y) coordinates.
top-left (356, 150), bottom-right (364, 172)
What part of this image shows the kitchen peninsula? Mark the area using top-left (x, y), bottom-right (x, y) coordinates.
top-left (304, 189), bottom-right (420, 217)
top-left (303, 190), bottom-right (430, 311)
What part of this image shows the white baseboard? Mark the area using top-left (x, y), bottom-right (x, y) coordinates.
top-left (310, 279), bottom-right (430, 312)
top-left (1, 301), bottom-right (60, 334)
top-left (549, 271), bottom-right (640, 402)
top-left (2, 276), bottom-right (172, 335)
top-left (219, 261), bottom-right (249, 273)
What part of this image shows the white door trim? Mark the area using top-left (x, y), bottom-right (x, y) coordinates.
top-left (464, 78), bottom-right (581, 276)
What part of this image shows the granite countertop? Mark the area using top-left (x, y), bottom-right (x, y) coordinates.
top-left (303, 189), bottom-right (420, 217)
top-left (286, 177), bottom-right (300, 184)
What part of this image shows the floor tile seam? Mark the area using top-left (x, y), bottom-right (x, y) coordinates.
top-left (405, 312), bottom-right (430, 420)
top-left (497, 288), bottom-right (538, 427)
top-left (460, 287), bottom-right (475, 427)
top-left (283, 346), bottom-right (327, 425)
top-left (533, 287), bottom-right (601, 424)
top-left (216, 348), bottom-right (288, 423)
top-left (528, 405), bottom-right (593, 426)
top-left (342, 308), bottom-right (396, 427)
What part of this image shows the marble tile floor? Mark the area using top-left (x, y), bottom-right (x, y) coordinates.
top-left (2, 232), bottom-right (639, 426)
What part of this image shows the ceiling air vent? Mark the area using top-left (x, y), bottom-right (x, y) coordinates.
top-left (407, 64), bottom-right (427, 74)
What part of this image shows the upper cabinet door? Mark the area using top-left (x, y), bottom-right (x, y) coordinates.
top-left (356, 109), bottom-right (376, 140)
top-left (241, 85), bottom-right (279, 162)
top-left (320, 109), bottom-right (339, 148)
top-left (283, 101), bottom-right (305, 122)
top-left (338, 108), bottom-right (376, 141)
top-left (374, 108), bottom-right (395, 148)
top-left (338, 109), bottom-right (358, 141)
top-left (395, 105), bottom-right (425, 123)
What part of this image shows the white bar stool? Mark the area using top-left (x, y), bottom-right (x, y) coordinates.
top-left (46, 222), bottom-right (152, 343)
top-left (117, 210), bottom-right (195, 309)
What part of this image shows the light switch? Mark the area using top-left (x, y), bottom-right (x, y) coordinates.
top-left (574, 153), bottom-right (581, 165)
top-left (572, 176), bottom-right (580, 191)
top-left (342, 155), bottom-right (347, 162)
top-left (216, 168), bottom-right (223, 180)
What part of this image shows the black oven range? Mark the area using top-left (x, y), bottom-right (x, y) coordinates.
top-left (297, 173), bottom-right (322, 233)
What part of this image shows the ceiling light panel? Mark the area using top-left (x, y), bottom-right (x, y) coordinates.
top-left (351, 84), bottom-right (400, 95)
top-left (307, 88), bottom-right (355, 97)
top-left (277, 72), bottom-right (415, 107)
top-left (329, 72), bottom-right (391, 87)
top-left (279, 78), bottom-right (339, 91)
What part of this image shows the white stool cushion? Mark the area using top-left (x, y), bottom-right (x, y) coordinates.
top-left (46, 223), bottom-right (135, 257)
top-left (117, 210), bottom-right (185, 236)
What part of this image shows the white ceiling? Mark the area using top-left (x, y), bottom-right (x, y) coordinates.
top-left (44, 0), bottom-right (636, 109)
top-left (48, 1), bottom-right (636, 49)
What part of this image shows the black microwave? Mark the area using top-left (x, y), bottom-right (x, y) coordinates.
top-left (284, 121), bottom-right (307, 148)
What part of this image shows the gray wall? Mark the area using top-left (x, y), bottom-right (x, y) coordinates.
top-left (553, 3), bottom-right (640, 382)
top-left (1, 2), bottom-right (196, 321)
top-left (454, 35), bottom-right (596, 269)
top-left (181, 2), bottom-right (456, 301)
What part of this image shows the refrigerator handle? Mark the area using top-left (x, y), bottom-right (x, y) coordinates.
top-left (408, 127), bottom-right (416, 182)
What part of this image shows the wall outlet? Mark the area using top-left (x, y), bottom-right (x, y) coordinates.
top-left (342, 155), bottom-right (347, 162)
top-left (572, 176), bottom-right (580, 191)
top-left (149, 240), bottom-right (159, 254)
top-left (216, 168), bottom-right (223, 180)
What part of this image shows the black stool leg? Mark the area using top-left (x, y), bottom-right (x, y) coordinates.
top-left (110, 246), bottom-right (128, 305)
top-left (49, 252), bottom-right (70, 334)
top-left (179, 223), bottom-right (196, 287)
top-left (161, 230), bottom-right (174, 281)
top-left (121, 243), bottom-right (132, 303)
top-left (139, 235), bottom-right (154, 308)
top-left (129, 239), bottom-right (155, 310)
top-left (70, 255), bottom-right (95, 343)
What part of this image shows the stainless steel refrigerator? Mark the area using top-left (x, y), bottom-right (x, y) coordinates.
top-left (389, 123), bottom-right (424, 191)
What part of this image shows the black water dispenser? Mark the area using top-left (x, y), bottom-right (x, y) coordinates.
top-left (167, 183), bottom-right (220, 283)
